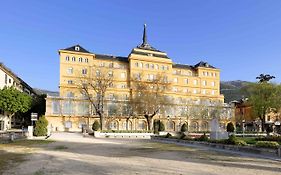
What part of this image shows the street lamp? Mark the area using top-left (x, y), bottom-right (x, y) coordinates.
top-left (242, 119), bottom-right (245, 137)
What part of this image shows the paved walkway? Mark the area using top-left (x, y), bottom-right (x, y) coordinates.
top-left (3, 132), bottom-right (281, 175)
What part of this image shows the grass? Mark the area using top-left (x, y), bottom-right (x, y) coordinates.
top-left (238, 137), bottom-right (257, 145)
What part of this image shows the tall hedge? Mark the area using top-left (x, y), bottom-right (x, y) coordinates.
top-left (92, 120), bottom-right (100, 131)
top-left (34, 116), bottom-right (48, 136)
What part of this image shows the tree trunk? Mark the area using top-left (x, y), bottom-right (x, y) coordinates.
top-left (261, 116), bottom-right (265, 132)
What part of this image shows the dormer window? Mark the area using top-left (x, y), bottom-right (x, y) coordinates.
top-left (75, 46), bottom-right (80, 51)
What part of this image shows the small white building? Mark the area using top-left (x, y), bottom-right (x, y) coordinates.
top-left (0, 63), bottom-right (35, 131)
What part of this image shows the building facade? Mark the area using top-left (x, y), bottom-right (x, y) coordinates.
top-left (0, 63), bottom-right (35, 131)
top-left (45, 25), bottom-right (234, 132)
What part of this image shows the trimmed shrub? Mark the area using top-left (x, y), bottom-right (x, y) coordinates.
top-left (226, 122), bottom-right (235, 133)
top-left (153, 120), bottom-right (165, 133)
top-left (34, 116), bottom-right (48, 136)
top-left (165, 133), bottom-right (172, 138)
top-left (181, 123), bottom-right (188, 132)
top-left (255, 141), bottom-right (280, 149)
top-left (159, 121), bottom-right (165, 131)
top-left (255, 136), bottom-right (281, 142)
top-left (92, 120), bottom-right (100, 131)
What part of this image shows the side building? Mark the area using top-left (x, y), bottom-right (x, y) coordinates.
top-left (45, 25), bottom-right (234, 132)
top-left (0, 63), bottom-right (36, 131)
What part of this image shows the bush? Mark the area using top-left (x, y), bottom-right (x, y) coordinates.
top-left (181, 123), bottom-right (188, 132)
top-left (255, 141), bottom-right (280, 149)
top-left (255, 136), bottom-right (281, 142)
top-left (165, 133), bottom-right (172, 138)
top-left (195, 133), bottom-right (209, 142)
top-left (226, 122), bottom-right (235, 133)
top-left (92, 120), bottom-right (100, 131)
top-left (34, 116), bottom-right (48, 136)
top-left (225, 135), bottom-right (247, 146)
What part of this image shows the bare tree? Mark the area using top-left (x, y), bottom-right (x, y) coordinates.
top-left (79, 68), bottom-right (113, 130)
top-left (130, 73), bottom-right (171, 130)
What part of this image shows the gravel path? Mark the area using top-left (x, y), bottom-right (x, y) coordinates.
top-left (3, 132), bottom-right (281, 175)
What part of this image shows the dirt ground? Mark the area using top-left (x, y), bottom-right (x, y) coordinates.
top-left (1, 132), bottom-right (281, 175)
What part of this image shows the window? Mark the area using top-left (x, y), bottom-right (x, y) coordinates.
top-left (4, 74), bottom-right (7, 84)
top-left (67, 80), bottom-right (73, 84)
top-left (193, 80), bottom-right (198, 85)
top-left (109, 82), bottom-right (114, 87)
top-left (85, 58), bottom-right (88, 63)
top-left (174, 78), bottom-right (178, 83)
top-left (161, 65), bottom-right (165, 70)
top-left (148, 74), bottom-right (154, 81)
top-left (96, 70), bottom-right (101, 76)
top-left (184, 78), bottom-right (188, 84)
top-left (100, 62), bottom-right (105, 67)
top-left (163, 76), bottom-right (168, 83)
top-left (135, 62), bottom-right (139, 67)
top-left (120, 72), bottom-right (126, 79)
top-left (108, 71), bottom-right (113, 77)
top-left (8, 79), bottom-right (11, 84)
top-left (67, 67), bottom-right (73, 74)
top-left (75, 46), bottom-right (80, 51)
top-left (120, 84), bottom-right (126, 88)
top-left (173, 87), bottom-right (178, 92)
top-left (150, 64), bottom-right (154, 69)
top-left (211, 81), bottom-right (215, 86)
top-left (109, 63), bottom-right (114, 68)
top-left (52, 101), bottom-right (60, 114)
top-left (135, 73), bottom-right (141, 80)
top-left (214, 73), bottom-right (217, 77)
top-left (155, 64), bottom-right (159, 69)
top-left (202, 80), bottom-right (207, 86)
top-left (145, 63), bottom-right (149, 69)
top-left (211, 90), bottom-right (216, 95)
top-left (72, 57), bottom-right (76, 62)
top-left (65, 56), bottom-right (70, 61)
top-left (78, 57), bottom-right (83, 62)
top-left (202, 89), bottom-right (206, 94)
top-left (139, 62), bottom-right (143, 68)
top-left (193, 89), bottom-right (197, 94)
top-left (66, 92), bottom-right (74, 97)
top-left (82, 69), bottom-right (87, 75)
top-left (183, 89), bottom-right (188, 93)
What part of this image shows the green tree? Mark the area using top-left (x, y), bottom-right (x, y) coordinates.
top-left (0, 87), bottom-right (32, 129)
top-left (226, 122), bottom-right (235, 133)
top-left (34, 116), bottom-right (48, 136)
top-left (245, 77), bottom-right (281, 131)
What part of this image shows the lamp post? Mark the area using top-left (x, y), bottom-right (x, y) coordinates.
top-left (242, 119), bottom-right (245, 137)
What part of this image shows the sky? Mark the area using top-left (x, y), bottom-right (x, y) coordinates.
top-left (1, 0), bottom-right (281, 91)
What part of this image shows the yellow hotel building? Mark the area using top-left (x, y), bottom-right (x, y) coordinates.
top-left (45, 25), bottom-right (234, 132)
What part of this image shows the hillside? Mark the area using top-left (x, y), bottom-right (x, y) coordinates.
top-left (220, 80), bottom-right (251, 103)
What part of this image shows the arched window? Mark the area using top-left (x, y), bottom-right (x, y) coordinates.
top-left (65, 56), bottom-right (70, 61)
top-left (85, 58), bottom-right (89, 63)
top-left (138, 120), bottom-right (147, 130)
top-left (201, 122), bottom-right (209, 131)
top-left (167, 121), bottom-right (175, 131)
top-left (78, 57), bottom-right (83, 62)
top-left (190, 122), bottom-right (199, 132)
top-left (109, 120), bottom-right (119, 130)
top-left (72, 56), bottom-right (76, 62)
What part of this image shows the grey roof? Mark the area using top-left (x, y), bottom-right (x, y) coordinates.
top-left (172, 63), bottom-right (193, 69)
top-left (95, 54), bottom-right (128, 62)
top-left (194, 61), bottom-right (216, 69)
top-left (63, 45), bottom-right (90, 53)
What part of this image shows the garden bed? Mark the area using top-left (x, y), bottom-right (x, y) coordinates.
top-left (152, 136), bottom-right (281, 158)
